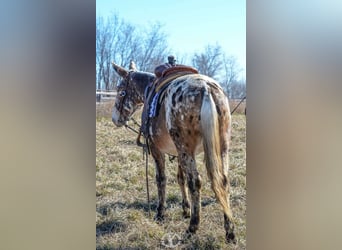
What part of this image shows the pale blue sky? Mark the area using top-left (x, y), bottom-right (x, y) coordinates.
top-left (96, 0), bottom-right (246, 79)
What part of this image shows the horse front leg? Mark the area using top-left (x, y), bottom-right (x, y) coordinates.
top-left (150, 143), bottom-right (166, 221)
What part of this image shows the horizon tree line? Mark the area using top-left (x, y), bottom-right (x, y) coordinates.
top-left (96, 13), bottom-right (245, 99)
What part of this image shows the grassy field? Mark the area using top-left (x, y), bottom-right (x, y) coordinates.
top-left (96, 103), bottom-right (246, 249)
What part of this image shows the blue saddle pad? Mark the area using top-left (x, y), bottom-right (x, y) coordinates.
top-left (148, 92), bottom-right (160, 118)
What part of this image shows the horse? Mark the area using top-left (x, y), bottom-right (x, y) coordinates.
top-left (111, 62), bottom-right (236, 244)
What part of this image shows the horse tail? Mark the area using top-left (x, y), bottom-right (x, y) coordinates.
top-left (200, 88), bottom-right (230, 213)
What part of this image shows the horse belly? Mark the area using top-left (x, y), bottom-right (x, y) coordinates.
top-left (153, 132), bottom-right (178, 155)
top-left (153, 132), bottom-right (204, 156)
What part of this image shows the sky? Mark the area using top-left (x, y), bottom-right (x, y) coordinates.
top-left (96, 0), bottom-right (246, 80)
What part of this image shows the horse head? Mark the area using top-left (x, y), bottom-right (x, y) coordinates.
top-left (111, 62), bottom-right (155, 126)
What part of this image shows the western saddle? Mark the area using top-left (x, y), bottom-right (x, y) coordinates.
top-left (140, 65), bottom-right (199, 137)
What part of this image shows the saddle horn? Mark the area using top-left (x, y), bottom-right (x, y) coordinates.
top-left (129, 60), bottom-right (137, 71)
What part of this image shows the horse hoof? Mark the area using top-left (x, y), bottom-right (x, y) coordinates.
top-left (182, 210), bottom-right (191, 218)
top-left (187, 224), bottom-right (199, 234)
top-left (154, 214), bottom-right (165, 222)
top-left (183, 230), bottom-right (193, 240)
top-left (226, 232), bottom-right (237, 244)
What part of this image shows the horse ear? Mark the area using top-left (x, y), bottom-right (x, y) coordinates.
top-left (112, 62), bottom-right (129, 78)
top-left (129, 60), bottom-right (137, 71)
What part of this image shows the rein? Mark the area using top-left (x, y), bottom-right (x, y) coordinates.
top-left (124, 118), bottom-right (140, 134)
top-left (123, 118), bottom-right (151, 217)
top-left (117, 71), bottom-right (152, 217)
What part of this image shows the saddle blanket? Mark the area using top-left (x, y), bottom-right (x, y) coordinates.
top-left (148, 91), bottom-right (160, 118)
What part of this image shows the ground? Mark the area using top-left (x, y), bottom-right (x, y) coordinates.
top-left (96, 103), bottom-right (246, 249)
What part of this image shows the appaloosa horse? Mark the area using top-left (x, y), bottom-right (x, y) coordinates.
top-left (111, 62), bottom-right (236, 244)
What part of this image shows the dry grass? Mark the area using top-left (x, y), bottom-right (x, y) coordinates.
top-left (96, 100), bottom-right (115, 118)
top-left (229, 99), bottom-right (246, 115)
top-left (96, 105), bottom-right (246, 249)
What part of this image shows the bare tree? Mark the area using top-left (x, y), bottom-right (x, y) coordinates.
top-left (226, 79), bottom-right (246, 99)
top-left (192, 44), bottom-right (223, 78)
top-left (96, 14), bottom-right (246, 98)
top-left (96, 14), bottom-right (121, 90)
top-left (96, 16), bottom-right (106, 90)
top-left (134, 23), bottom-right (170, 72)
top-left (220, 55), bottom-right (245, 98)
top-left (114, 24), bottom-right (139, 68)
top-left (190, 43), bottom-right (245, 99)
top-left (96, 14), bottom-right (170, 90)
top-left (222, 55), bottom-right (241, 85)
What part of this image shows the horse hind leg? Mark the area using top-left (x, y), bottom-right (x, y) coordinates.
top-left (177, 164), bottom-right (190, 218)
top-left (207, 166), bottom-right (236, 244)
top-left (178, 152), bottom-right (202, 234)
top-left (220, 118), bottom-right (236, 244)
top-left (221, 174), bottom-right (236, 244)
top-left (205, 133), bottom-right (236, 244)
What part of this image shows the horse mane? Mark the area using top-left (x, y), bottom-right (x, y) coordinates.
top-left (132, 71), bottom-right (155, 94)
top-left (134, 71), bottom-right (155, 80)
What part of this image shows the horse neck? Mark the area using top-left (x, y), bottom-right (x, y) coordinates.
top-left (136, 82), bottom-right (149, 103)
top-left (133, 72), bottom-right (155, 103)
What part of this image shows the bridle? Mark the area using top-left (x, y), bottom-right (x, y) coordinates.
top-left (115, 71), bottom-right (141, 134)
top-left (115, 72), bottom-right (131, 117)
